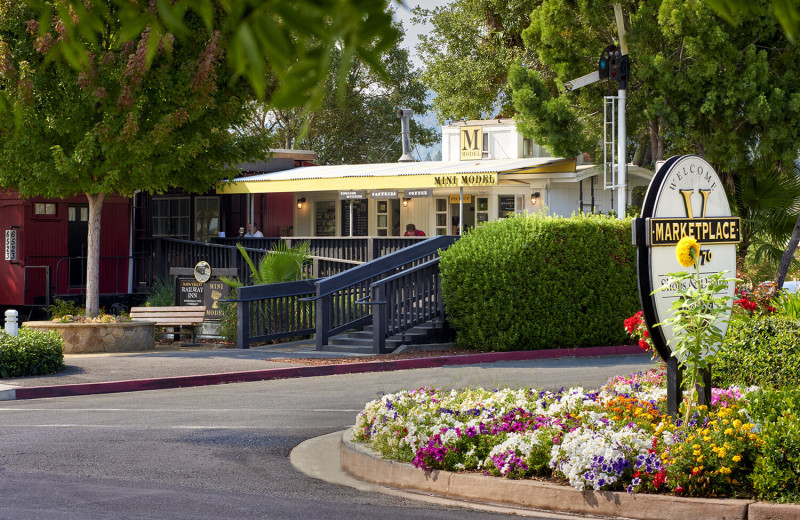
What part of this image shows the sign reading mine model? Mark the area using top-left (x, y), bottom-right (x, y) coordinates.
top-left (632, 155), bottom-right (740, 414)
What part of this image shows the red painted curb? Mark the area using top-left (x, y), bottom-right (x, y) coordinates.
top-left (13, 344), bottom-right (647, 400)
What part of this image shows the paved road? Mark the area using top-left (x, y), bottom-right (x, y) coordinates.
top-left (0, 355), bottom-right (654, 520)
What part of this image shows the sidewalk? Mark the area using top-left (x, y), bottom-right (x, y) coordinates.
top-left (0, 340), bottom-right (646, 400)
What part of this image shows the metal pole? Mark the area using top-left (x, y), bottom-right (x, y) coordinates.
top-left (459, 187), bottom-right (464, 235)
top-left (617, 87), bottom-right (627, 219)
top-left (349, 201), bottom-right (353, 237)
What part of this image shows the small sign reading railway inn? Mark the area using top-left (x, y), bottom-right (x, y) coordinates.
top-left (632, 155), bottom-right (741, 414)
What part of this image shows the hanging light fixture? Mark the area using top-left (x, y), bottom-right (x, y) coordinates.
top-left (531, 192), bottom-right (541, 204)
top-left (297, 197), bottom-right (306, 209)
top-left (402, 198), bottom-right (410, 207)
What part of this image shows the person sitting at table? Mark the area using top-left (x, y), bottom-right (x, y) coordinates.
top-left (404, 223), bottom-right (425, 236)
top-left (244, 223), bottom-right (263, 237)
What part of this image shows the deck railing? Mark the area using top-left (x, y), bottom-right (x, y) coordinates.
top-left (368, 257), bottom-right (445, 354)
top-left (234, 279), bottom-right (318, 349)
top-left (307, 235), bottom-right (458, 350)
top-left (214, 236), bottom-right (427, 263)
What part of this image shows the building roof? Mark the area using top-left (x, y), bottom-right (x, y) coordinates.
top-left (217, 157), bottom-right (577, 194)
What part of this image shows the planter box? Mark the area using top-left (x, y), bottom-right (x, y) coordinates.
top-left (24, 321), bottom-right (155, 354)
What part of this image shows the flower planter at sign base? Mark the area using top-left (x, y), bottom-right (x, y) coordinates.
top-left (23, 321), bottom-right (155, 354)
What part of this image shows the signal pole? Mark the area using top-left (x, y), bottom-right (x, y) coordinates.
top-left (614, 4), bottom-right (628, 220)
top-left (564, 4), bottom-right (629, 219)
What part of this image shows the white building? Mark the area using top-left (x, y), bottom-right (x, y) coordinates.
top-left (219, 119), bottom-right (653, 237)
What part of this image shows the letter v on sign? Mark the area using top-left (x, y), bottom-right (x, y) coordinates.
top-left (679, 189), bottom-right (711, 218)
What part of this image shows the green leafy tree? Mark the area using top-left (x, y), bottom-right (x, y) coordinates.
top-left (241, 31), bottom-right (437, 165)
top-left (706, 0), bottom-right (800, 42)
top-left (412, 0), bottom-right (538, 122)
top-left (508, 0), bottom-right (800, 284)
top-left (27, 0), bottom-right (399, 110)
top-left (0, 2), bottom-right (269, 316)
top-left (510, 0), bottom-right (800, 172)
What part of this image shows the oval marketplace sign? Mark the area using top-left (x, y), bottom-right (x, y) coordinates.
top-left (633, 155), bottom-right (740, 362)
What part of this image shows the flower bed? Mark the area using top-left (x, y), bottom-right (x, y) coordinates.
top-left (352, 370), bottom-right (797, 500)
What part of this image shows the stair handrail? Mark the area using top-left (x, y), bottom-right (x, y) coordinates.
top-left (302, 235), bottom-right (458, 301)
top-left (306, 235), bottom-right (458, 350)
top-left (367, 257), bottom-right (445, 353)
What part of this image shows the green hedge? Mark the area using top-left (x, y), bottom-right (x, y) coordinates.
top-left (746, 388), bottom-right (800, 502)
top-left (439, 213), bottom-right (639, 351)
top-left (0, 328), bottom-right (65, 378)
top-left (714, 315), bottom-right (800, 389)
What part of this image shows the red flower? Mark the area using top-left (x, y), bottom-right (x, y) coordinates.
top-left (673, 485), bottom-right (684, 494)
top-left (653, 471), bottom-right (667, 490)
top-left (638, 339), bottom-right (649, 351)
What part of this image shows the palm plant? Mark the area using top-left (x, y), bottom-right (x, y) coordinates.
top-left (732, 162), bottom-right (800, 268)
top-left (218, 241), bottom-right (312, 343)
top-left (219, 241), bottom-right (311, 289)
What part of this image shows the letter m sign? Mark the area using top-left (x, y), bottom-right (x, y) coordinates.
top-left (460, 126), bottom-right (482, 160)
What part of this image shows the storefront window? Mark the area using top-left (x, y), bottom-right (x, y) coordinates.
top-left (435, 198), bottom-right (448, 235)
top-left (376, 200), bottom-right (388, 236)
top-left (476, 197), bottom-right (489, 226)
top-left (195, 196), bottom-right (220, 242)
top-left (315, 200), bottom-right (336, 236)
top-left (152, 197), bottom-right (190, 238)
top-left (498, 196), bottom-right (515, 219)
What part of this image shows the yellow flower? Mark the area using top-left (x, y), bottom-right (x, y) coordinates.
top-left (676, 236), bottom-right (700, 267)
top-left (724, 428), bottom-right (734, 436)
top-left (733, 419), bottom-right (743, 428)
top-left (732, 455), bottom-right (742, 463)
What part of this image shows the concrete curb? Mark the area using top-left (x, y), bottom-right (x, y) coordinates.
top-left (4, 345), bottom-right (645, 400)
top-left (341, 429), bottom-right (800, 520)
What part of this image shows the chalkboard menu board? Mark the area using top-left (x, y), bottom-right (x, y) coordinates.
top-left (499, 197), bottom-right (515, 212)
top-left (341, 199), bottom-right (368, 236)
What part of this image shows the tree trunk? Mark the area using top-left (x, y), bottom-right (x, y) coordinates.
top-left (648, 118), bottom-right (660, 163)
top-left (85, 192), bottom-right (106, 317)
top-left (775, 212), bottom-right (800, 290)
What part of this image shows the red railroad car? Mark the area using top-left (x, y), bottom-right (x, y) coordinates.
top-left (0, 191), bottom-right (131, 308)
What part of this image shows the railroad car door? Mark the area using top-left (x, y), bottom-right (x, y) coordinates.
top-left (68, 204), bottom-right (89, 287)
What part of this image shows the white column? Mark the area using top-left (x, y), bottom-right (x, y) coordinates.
top-left (459, 187), bottom-right (464, 235)
top-left (617, 88), bottom-right (627, 219)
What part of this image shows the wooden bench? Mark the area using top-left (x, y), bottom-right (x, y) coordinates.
top-left (130, 306), bottom-right (207, 345)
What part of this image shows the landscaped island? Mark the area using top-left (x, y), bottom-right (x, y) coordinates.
top-left (353, 369), bottom-right (798, 502)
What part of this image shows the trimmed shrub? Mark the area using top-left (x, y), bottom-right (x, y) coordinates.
top-left (746, 388), bottom-right (800, 502)
top-left (0, 328), bottom-right (65, 378)
top-left (439, 213), bottom-right (639, 351)
top-left (714, 315), bottom-right (800, 389)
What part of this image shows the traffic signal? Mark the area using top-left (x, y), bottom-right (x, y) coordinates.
top-left (598, 44), bottom-right (616, 79)
top-left (598, 44), bottom-right (628, 87)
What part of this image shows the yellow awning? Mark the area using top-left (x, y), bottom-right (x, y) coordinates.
top-left (217, 158), bottom-right (577, 195)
